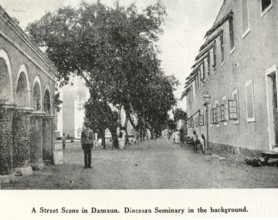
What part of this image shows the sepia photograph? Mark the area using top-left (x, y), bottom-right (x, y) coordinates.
top-left (0, 0), bottom-right (278, 217)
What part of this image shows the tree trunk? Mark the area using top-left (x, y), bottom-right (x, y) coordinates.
top-left (101, 128), bottom-right (106, 149)
top-left (110, 127), bottom-right (119, 148)
top-left (124, 126), bottom-right (130, 145)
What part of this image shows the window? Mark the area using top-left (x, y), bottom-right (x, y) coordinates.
top-left (203, 61), bottom-right (206, 78)
top-left (232, 90), bottom-right (240, 123)
top-left (212, 108), bottom-right (218, 124)
top-left (242, 0), bottom-right (249, 36)
top-left (195, 115), bottom-right (199, 127)
top-left (261, 0), bottom-right (272, 14)
top-left (220, 33), bottom-right (225, 63)
top-left (212, 42), bottom-right (217, 70)
top-left (198, 69), bottom-right (202, 84)
top-left (187, 118), bottom-right (194, 128)
top-left (216, 104), bottom-right (221, 123)
top-left (228, 100), bottom-right (238, 120)
top-left (222, 97), bottom-right (229, 124)
top-left (205, 58), bottom-right (209, 76)
top-left (229, 16), bottom-right (235, 49)
top-left (221, 104), bottom-right (226, 121)
top-left (200, 65), bottom-right (204, 81)
top-left (195, 75), bottom-right (198, 94)
top-left (245, 80), bottom-right (255, 121)
top-left (207, 53), bottom-right (211, 75)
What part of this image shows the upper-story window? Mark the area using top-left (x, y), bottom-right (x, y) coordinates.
top-left (198, 68), bottom-right (202, 84)
top-left (229, 16), bottom-right (235, 50)
top-left (242, 0), bottom-right (250, 38)
top-left (203, 59), bottom-right (208, 77)
top-left (212, 42), bottom-right (217, 71)
top-left (200, 64), bottom-right (204, 81)
top-left (207, 53), bottom-right (210, 75)
top-left (261, 0), bottom-right (272, 15)
top-left (220, 33), bottom-right (225, 63)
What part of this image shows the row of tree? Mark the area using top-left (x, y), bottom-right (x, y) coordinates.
top-left (26, 1), bottom-right (178, 148)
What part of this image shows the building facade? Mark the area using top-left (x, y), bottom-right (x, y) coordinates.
top-left (55, 77), bottom-right (90, 139)
top-left (0, 6), bottom-right (56, 177)
top-left (184, 0), bottom-right (278, 153)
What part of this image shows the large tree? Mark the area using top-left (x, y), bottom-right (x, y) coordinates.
top-left (27, 1), bottom-right (177, 145)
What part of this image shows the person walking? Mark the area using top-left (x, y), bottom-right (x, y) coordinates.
top-left (81, 125), bottom-right (94, 169)
top-left (192, 130), bottom-right (199, 152)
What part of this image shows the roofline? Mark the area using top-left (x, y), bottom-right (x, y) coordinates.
top-left (205, 11), bottom-right (233, 38)
top-left (0, 6), bottom-right (58, 77)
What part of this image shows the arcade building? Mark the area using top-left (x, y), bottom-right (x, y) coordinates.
top-left (0, 6), bottom-right (57, 179)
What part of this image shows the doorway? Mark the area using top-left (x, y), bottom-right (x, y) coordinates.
top-left (265, 65), bottom-right (278, 150)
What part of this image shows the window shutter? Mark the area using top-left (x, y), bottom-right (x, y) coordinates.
top-left (217, 105), bottom-right (221, 122)
top-left (207, 53), bottom-right (210, 75)
top-left (225, 103), bottom-right (229, 121)
top-left (195, 115), bottom-right (199, 127)
top-left (212, 42), bottom-right (217, 70)
top-left (220, 32), bottom-right (224, 63)
top-left (229, 16), bottom-right (235, 49)
top-left (228, 100), bottom-right (238, 120)
top-left (212, 108), bottom-right (218, 124)
top-left (221, 104), bottom-right (226, 121)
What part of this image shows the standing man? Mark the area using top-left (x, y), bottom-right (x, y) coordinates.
top-left (81, 125), bottom-right (94, 169)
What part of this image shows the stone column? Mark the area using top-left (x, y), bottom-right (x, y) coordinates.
top-left (42, 116), bottom-right (54, 162)
top-left (12, 108), bottom-right (33, 176)
top-left (30, 113), bottom-right (44, 170)
top-left (0, 105), bottom-right (14, 175)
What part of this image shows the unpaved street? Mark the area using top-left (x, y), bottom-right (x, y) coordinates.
top-left (3, 138), bottom-right (278, 189)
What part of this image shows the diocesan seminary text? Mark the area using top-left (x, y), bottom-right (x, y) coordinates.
top-left (33, 206), bottom-right (248, 214)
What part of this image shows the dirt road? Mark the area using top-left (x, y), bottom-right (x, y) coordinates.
top-left (3, 138), bottom-right (278, 189)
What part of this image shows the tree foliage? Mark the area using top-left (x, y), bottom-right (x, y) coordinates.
top-left (174, 108), bottom-right (187, 122)
top-left (26, 1), bottom-right (177, 140)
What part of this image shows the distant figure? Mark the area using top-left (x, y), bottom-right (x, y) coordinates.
top-left (62, 133), bottom-right (66, 150)
top-left (192, 130), bottom-right (200, 152)
top-left (81, 125), bottom-right (94, 169)
top-left (133, 129), bottom-right (138, 145)
top-left (200, 134), bottom-right (206, 154)
top-left (168, 130), bottom-right (172, 140)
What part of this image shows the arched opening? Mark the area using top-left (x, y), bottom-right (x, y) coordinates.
top-left (16, 72), bottom-right (29, 107)
top-left (44, 89), bottom-right (51, 114)
top-left (33, 81), bottom-right (41, 110)
top-left (0, 57), bottom-right (11, 103)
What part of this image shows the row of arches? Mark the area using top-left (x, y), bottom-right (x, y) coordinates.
top-left (0, 49), bottom-right (51, 113)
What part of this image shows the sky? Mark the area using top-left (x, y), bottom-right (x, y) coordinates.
top-left (0, 0), bottom-right (223, 110)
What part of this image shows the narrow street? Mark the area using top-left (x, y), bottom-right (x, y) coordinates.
top-left (3, 138), bottom-right (278, 189)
